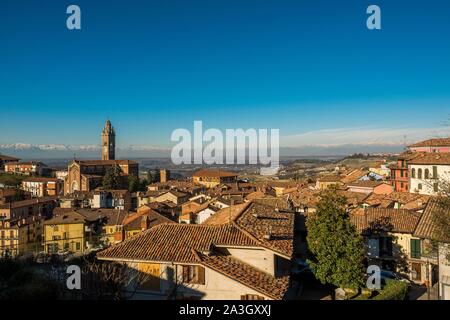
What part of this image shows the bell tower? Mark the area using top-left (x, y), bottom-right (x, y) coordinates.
top-left (102, 119), bottom-right (116, 160)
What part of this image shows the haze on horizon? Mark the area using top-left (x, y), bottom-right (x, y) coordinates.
top-left (1, 0), bottom-right (449, 157)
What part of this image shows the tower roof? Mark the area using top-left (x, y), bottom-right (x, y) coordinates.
top-left (102, 119), bottom-right (115, 135)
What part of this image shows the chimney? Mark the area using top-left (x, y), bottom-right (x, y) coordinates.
top-left (141, 215), bottom-right (149, 231)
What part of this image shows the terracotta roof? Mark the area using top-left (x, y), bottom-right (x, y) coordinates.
top-left (197, 252), bottom-right (289, 300)
top-left (0, 189), bottom-right (20, 197)
top-left (340, 169), bottom-right (370, 184)
top-left (336, 190), bottom-right (370, 206)
top-left (123, 208), bottom-right (174, 231)
top-left (22, 177), bottom-right (59, 183)
top-left (0, 196), bottom-right (56, 209)
top-left (347, 180), bottom-right (387, 188)
top-left (203, 203), bottom-right (250, 225)
top-left (234, 201), bottom-right (294, 257)
top-left (408, 138), bottom-right (450, 148)
top-left (44, 210), bottom-right (101, 225)
top-left (318, 174), bottom-right (342, 182)
top-left (288, 188), bottom-right (320, 208)
top-left (97, 224), bottom-right (261, 262)
top-left (5, 161), bottom-right (46, 166)
top-left (192, 169), bottom-right (238, 178)
top-left (245, 191), bottom-right (266, 201)
top-left (74, 159), bottom-right (137, 166)
top-left (414, 198), bottom-right (450, 241)
top-left (351, 208), bottom-right (422, 234)
top-left (408, 152), bottom-right (450, 165)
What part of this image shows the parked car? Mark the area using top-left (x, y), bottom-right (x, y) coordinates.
top-left (380, 270), bottom-right (412, 287)
top-left (292, 259), bottom-right (315, 282)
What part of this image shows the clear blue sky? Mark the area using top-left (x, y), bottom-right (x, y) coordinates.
top-left (1, 0), bottom-right (450, 147)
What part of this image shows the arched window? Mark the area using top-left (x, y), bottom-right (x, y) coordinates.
top-left (424, 169), bottom-right (430, 179)
top-left (411, 168), bottom-right (416, 178)
top-left (418, 169), bottom-right (422, 179)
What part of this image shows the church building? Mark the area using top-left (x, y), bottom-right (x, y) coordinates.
top-left (64, 120), bottom-right (139, 194)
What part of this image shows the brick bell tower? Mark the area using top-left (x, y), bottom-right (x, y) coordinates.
top-left (102, 119), bottom-right (116, 160)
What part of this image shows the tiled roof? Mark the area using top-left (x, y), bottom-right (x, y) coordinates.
top-left (288, 188), bottom-right (320, 208)
top-left (0, 196), bottom-right (57, 209)
top-left (350, 208), bottom-right (422, 234)
top-left (414, 198), bottom-right (450, 241)
top-left (337, 190), bottom-right (370, 206)
top-left (74, 159), bottom-right (137, 166)
top-left (245, 191), bottom-right (266, 201)
top-left (97, 224), bottom-right (261, 262)
top-left (22, 177), bottom-right (60, 183)
top-left (197, 252), bottom-right (289, 300)
top-left (5, 161), bottom-right (46, 166)
top-left (340, 169), bottom-right (369, 184)
top-left (192, 169), bottom-right (238, 178)
top-left (235, 202), bottom-right (294, 257)
top-left (408, 138), bottom-right (450, 148)
top-left (0, 189), bottom-right (19, 197)
top-left (203, 203), bottom-right (250, 225)
top-left (123, 208), bottom-right (174, 231)
top-left (44, 209), bottom-right (101, 225)
top-left (346, 180), bottom-right (386, 188)
top-left (408, 152), bottom-right (450, 165)
top-left (318, 174), bottom-right (342, 182)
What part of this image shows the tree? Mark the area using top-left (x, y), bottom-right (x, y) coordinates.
top-left (102, 165), bottom-right (122, 190)
top-left (306, 187), bottom-right (365, 289)
top-left (128, 175), bottom-right (140, 193)
top-left (81, 258), bottom-right (151, 300)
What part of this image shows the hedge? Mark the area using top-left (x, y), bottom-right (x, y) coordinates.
top-left (372, 279), bottom-right (408, 300)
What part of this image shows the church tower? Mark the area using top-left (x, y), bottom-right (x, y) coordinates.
top-left (101, 120), bottom-right (116, 160)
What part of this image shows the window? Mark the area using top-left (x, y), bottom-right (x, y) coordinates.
top-left (411, 168), bottom-right (416, 178)
top-left (418, 183), bottom-right (422, 190)
top-left (53, 225), bottom-right (59, 232)
top-left (400, 182), bottom-right (404, 189)
top-left (418, 169), bottom-right (422, 179)
top-left (76, 242), bottom-right (81, 251)
top-left (241, 294), bottom-right (264, 300)
top-left (182, 265), bottom-right (205, 285)
top-left (433, 183), bottom-right (439, 192)
top-left (425, 169), bottom-right (430, 179)
top-left (433, 166), bottom-right (438, 179)
top-left (410, 239), bottom-right (421, 259)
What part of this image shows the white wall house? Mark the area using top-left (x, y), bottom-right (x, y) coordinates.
top-left (409, 164), bottom-right (450, 195)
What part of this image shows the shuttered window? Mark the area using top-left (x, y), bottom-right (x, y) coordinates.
top-left (410, 239), bottom-right (421, 259)
top-left (182, 265), bottom-right (205, 285)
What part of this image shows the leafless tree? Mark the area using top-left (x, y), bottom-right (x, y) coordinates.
top-left (81, 259), bottom-right (151, 300)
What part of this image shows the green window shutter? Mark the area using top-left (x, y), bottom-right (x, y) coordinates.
top-left (410, 239), bottom-right (421, 259)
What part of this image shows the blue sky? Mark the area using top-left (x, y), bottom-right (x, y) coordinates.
top-left (1, 0), bottom-right (450, 150)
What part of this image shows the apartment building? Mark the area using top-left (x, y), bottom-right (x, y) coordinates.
top-left (21, 177), bottom-right (63, 197)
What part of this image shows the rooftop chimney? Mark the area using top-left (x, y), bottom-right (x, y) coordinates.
top-left (141, 215), bottom-right (150, 231)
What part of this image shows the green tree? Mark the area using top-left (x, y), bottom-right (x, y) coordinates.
top-left (102, 165), bottom-right (122, 190)
top-left (306, 187), bottom-right (365, 289)
top-left (128, 175), bottom-right (140, 193)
